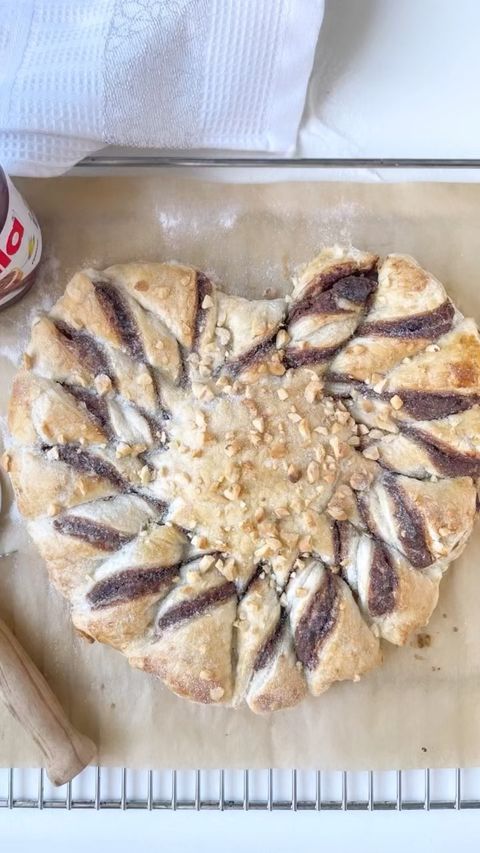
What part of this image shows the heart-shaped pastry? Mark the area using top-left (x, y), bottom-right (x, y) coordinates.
top-left (4, 247), bottom-right (479, 712)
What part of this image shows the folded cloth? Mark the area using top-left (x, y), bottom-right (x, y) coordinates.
top-left (0, 0), bottom-right (324, 176)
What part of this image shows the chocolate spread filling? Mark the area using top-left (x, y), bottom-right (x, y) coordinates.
top-left (326, 373), bottom-right (479, 421)
top-left (224, 328), bottom-right (279, 377)
top-left (324, 371), bottom-right (361, 395)
top-left (93, 280), bottom-right (145, 362)
top-left (400, 424), bottom-right (480, 477)
top-left (88, 564), bottom-right (180, 609)
top-left (383, 473), bottom-right (432, 568)
top-left (50, 443), bottom-right (167, 515)
top-left (356, 492), bottom-right (378, 537)
top-left (132, 493), bottom-right (168, 516)
top-left (359, 300), bottom-right (454, 339)
top-left (334, 520), bottom-right (354, 567)
top-left (253, 610), bottom-right (288, 672)
top-left (395, 390), bottom-right (479, 420)
top-left (192, 272), bottom-right (212, 351)
top-left (53, 515), bottom-right (134, 550)
top-left (242, 563), bottom-right (266, 597)
top-left (55, 444), bottom-right (128, 490)
top-left (54, 320), bottom-right (111, 378)
top-left (155, 581), bottom-right (237, 632)
top-left (289, 273), bottom-right (377, 325)
top-left (63, 385), bottom-right (112, 435)
top-left (283, 344), bottom-right (342, 369)
top-left (368, 542), bottom-right (398, 616)
top-left (332, 521), bottom-right (341, 566)
top-left (294, 571), bottom-right (339, 669)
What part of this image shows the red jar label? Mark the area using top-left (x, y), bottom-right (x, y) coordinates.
top-left (0, 169), bottom-right (42, 309)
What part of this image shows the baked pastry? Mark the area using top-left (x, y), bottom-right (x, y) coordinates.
top-left (4, 247), bottom-right (479, 713)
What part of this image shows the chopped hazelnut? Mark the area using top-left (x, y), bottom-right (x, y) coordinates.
top-left (373, 378), bottom-right (386, 394)
top-left (298, 419), bottom-right (311, 441)
top-left (140, 465), bottom-right (153, 484)
top-left (327, 505), bottom-right (348, 521)
top-left (270, 442), bottom-right (287, 459)
top-left (330, 436), bottom-right (340, 458)
top-left (362, 446), bottom-right (380, 461)
top-left (287, 464), bottom-right (302, 483)
top-left (276, 329), bottom-right (290, 349)
top-left (243, 399), bottom-right (258, 416)
top-left (350, 472), bottom-right (369, 490)
top-left (216, 327), bottom-right (231, 346)
top-left (223, 484), bottom-right (242, 501)
top-left (209, 686), bottom-right (225, 701)
top-left (269, 360), bottom-right (286, 376)
top-left (304, 381), bottom-right (322, 404)
top-left (222, 557), bottom-right (237, 580)
top-left (199, 554), bottom-right (215, 571)
top-left (116, 442), bottom-right (131, 458)
top-left (94, 373), bottom-right (112, 395)
top-left (225, 439), bottom-right (241, 457)
top-left (202, 294), bottom-right (214, 309)
top-left (306, 460), bottom-right (320, 484)
top-left (390, 394), bottom-right (404, 410)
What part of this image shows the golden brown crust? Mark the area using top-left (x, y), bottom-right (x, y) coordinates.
top-left (287, 561), bottom-right (381, 696)
top-left (105, 262), bottom-right (198, 348)
top-left (8, 447), bottom-right (117, 518)
top-left (8, 370), bottom-right (107, 446)
top-left (246, 632), bottom-right (308, 713)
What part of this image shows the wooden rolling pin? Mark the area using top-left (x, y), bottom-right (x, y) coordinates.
top-left (0, 618), bottom-right (97, 785)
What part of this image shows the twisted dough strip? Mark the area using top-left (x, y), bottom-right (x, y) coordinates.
top-left (4, 248), bottom-right (479, 713)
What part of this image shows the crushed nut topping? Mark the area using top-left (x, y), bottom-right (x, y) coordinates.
top-left (287, 464), bottom-right (302, 483)
top-left (202, 294), bottom-right (214, 309)
top-left (390, 394), bottom-right (404, 410)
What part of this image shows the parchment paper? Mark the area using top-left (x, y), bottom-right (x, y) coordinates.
top-left (1, 176), bottom-right (480, 771)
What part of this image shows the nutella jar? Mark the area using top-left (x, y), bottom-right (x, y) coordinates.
top-left (0, 166), bottom-right (42, 310)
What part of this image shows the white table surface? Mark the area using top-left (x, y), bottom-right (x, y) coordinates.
top-left (4, 0), bottom-right (480, 847)
top-left (2, 807), bottom-right (480, 853)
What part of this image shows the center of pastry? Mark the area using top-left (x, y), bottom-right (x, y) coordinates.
top-left (151, 365), bottom-right (362, 587)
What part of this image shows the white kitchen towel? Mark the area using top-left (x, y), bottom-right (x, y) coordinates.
top-left (0, 0), bottom-right (324, 176)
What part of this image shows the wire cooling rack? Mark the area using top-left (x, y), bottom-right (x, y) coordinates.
top-left (1, 767), bottom-right (480, 811)
top-left (3, 157), bottom-right (480, 819)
